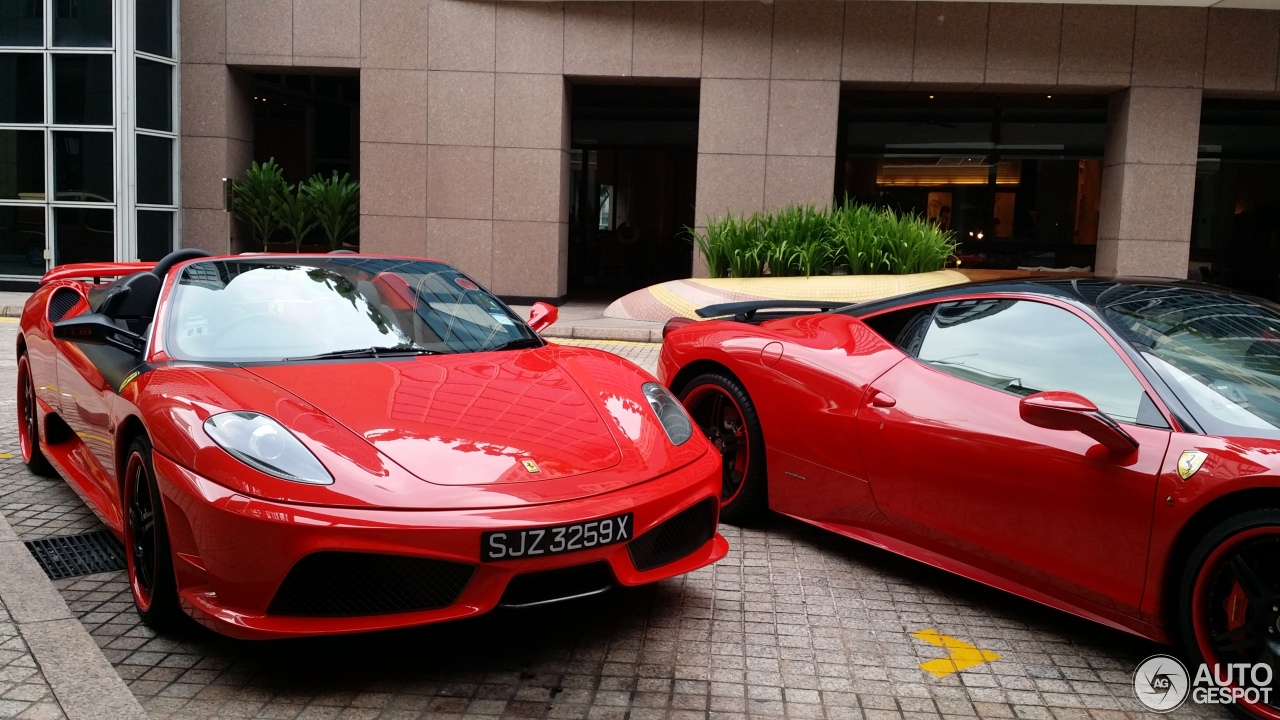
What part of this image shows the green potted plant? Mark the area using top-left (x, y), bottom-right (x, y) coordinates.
top-left (302, 172), bottom-right (360, 251)
top-left (272, 183), bottom-right (319, 253)
top-left (231, 158), bottom-right (289, 250)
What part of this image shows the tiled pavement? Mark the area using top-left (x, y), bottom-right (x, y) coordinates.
top-left (0, 322), bottom-right (1234, 720)
top-left (0, 597), bottom-right (64, 720)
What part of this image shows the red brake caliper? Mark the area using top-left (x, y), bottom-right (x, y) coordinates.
top-left (1226, 580), bottom-right (1249, 646)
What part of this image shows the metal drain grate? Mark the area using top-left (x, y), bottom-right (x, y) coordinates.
top-left (25, 530), bottom-right (127, 580)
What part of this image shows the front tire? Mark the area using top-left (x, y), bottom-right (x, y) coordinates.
top-left (1179, 509), bottom-right (1280, 720)
top-left (17, 354), bottom-right (55, 477)
top-left (678, 372), bottom-right (767, 525)
top-left (123, 435), bottom-right (184, 632)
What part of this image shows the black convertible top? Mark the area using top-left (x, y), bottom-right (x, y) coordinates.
top-left (697, 276), bottom-right (1274, 324)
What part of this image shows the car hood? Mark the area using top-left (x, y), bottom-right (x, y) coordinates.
top-left (137, 346), bottom-right (707, 510)
top-left (245, 349), bottom-right (623, 486)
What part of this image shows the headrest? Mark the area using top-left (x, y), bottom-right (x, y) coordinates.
top-left (100, 272), bottom-right (162, 320)
top-left (152, 248), bottom-right (212, 279)
top-left (371, 272), bottom-right (418, 312)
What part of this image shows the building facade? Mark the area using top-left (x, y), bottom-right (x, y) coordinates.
top-left (3, 0), bottom-right (1280, 300)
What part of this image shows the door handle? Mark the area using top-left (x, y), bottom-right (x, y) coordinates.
top-left (870, 390), bottom-right (896, 408)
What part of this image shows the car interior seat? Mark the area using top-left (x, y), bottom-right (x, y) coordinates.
top-left (97, 249), bottom-right (213, 334)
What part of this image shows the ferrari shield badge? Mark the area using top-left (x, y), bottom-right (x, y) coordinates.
top-left (521, 459), bottom-right (541, 473)
top-left (1177, 450), bottom-right (1208, 480)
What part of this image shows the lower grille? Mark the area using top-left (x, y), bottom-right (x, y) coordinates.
top-left (627, 499), bottom-right (717, 572)
top-left (499, 562), bottom-right (614, 608)
top-left (268, 552), bottom-right (475, 617)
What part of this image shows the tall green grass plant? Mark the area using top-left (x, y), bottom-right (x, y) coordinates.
top-left (689, 203), bottom-right (956, 279)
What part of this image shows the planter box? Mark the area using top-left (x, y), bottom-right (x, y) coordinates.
top-left (605, 270), bottom-right (971, 322)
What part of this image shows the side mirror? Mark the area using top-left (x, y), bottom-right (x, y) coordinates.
top-left (1019, 391), bottom-right (1138, 456)
top-left (53, 313), bottom-right (146, 355)
top-left (528, 302), bottom-right (558, 333)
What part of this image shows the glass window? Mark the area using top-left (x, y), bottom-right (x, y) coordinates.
top-left (136, 134), bottom-right (170, 205)
top-left (1104, 285), bottom-right (1280, 440)
top-left (0, 54), bottom-right (44, 124)
top-left (840, 93), bottom-right (1107, 271)
top-left (54, 206), bottom-right (112, 264)
top-left (53, 54), bottom-right (113, 125)
top-left (0, 0), bottom-right (43, 46)
top-left (916, 299), bottom-right (1150, 424)
top-left (166, 258), bottom-right (543, 362)
top-left (0, 130), bottom-right (44, 200)
top-left (135, 59), bottom-right (170, 131)
top-left (1190, 100), bottom-right (1280, 301)
top-left (135, 0), bottom-right (172, 58)
top-left (136, 209), bottom-right (172, 261)
top-left (0, 206), bottom-right (45, 275)
top-left (53, 130), bottom-right (112, 202)
top-left (53, 0), bottom-right (112, 47)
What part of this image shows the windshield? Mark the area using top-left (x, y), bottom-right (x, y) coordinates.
top-left (163, 257), bottom-right (541, 362)
top-left (1101, 285), bottom-right (1280, 439)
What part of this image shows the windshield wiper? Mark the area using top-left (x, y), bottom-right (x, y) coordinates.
top-left (487, 337), bottom-right (544, 352)
top-left (285, 346), bottom-right (440, 361)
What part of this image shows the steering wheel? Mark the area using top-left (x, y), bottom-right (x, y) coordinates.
top-left (209, 313), bottom-right (299, 345)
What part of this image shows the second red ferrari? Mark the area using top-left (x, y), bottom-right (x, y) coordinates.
top-left (661, 278), bottom-right (1280, 720)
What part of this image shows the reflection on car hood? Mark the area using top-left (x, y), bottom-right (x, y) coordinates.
top-left (244, 349), bottom-right (624, 486)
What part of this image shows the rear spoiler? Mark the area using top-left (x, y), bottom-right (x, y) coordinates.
top-left (40, 262), bottom-right (156, 286)
top-left (695, 299), bottom-right (850, 322)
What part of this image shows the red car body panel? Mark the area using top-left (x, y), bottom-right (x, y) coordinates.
top-left (658, 292), bottom-right (1280, 645)
top-left (20, 256), bottom-right (728, 639)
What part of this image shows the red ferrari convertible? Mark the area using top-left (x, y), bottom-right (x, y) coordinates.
top-left (660, 278), bottom-right (1280, 719)
top-left (18, 250), bottom-right (727, 639)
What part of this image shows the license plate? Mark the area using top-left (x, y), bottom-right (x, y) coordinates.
top-left (482, 513), bottom-right (633, 562)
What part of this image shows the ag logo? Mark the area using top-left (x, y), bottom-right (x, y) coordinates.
top-left (521, 459), bottom-right (540, 473)
top-left (1177, 450), bottom-right (1208, 480)
top-left (1134, 654), bottom-right (1190, 712)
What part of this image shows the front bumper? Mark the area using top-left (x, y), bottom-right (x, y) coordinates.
top-left (152, 449), bottom-right (727, 640)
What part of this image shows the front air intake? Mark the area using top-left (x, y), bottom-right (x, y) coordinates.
top-left (268, 551), bottom-right (475, 617)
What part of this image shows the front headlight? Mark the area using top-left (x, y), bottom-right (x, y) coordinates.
top-left (203, 411), bottom-right (333, 485)
top-left (642, 382), bottom-right (693, 446)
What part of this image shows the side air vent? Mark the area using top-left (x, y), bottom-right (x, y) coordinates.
top-left (48, 288), bottom-right (81, 322)
top-left (628, 499), bottom-right (717, 572)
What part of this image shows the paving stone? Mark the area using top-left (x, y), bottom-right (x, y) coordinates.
top-left (0, 594), bottom-right (65, 719)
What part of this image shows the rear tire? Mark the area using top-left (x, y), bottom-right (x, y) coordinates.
top-left (678, 372), bottom-right (767, 525)
top-left (123, 435), bottom-right (185, 633)
top-left (17, 354), bottom-right (55, 477)
top-left (1178, 509), bottom-right (1280, 720)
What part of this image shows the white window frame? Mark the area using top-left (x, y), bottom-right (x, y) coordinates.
top-left (0, 0), bottom-right (180, 282)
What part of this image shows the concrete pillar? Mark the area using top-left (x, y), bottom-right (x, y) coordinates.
top-left (1095, 6), bottom-right (1207, 279)
top-left (179, 36), bottom-right (254, 255)
top-left (1096, 87), bottom-right (1202, 278)
top-left (694, 2), bottom-right (841, 278)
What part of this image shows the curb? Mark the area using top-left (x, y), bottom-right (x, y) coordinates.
top-left (2, 306), bottom-right (22, 319)
top-left (0, 514), bottom-right (147, 720)
top-left (541, 326), bottom-right (662, 344)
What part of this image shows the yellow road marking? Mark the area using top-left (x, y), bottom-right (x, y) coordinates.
top-left (0, 453), bottom-right (12, 459)
top-left (912, 629), bottom-right (1002, 678)
top-left (0, 317), bottom-right (19, 324)
top-left (551, 338), bottom-right (660, 348)
top-left (76, 431), bottom-right (113, 445)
